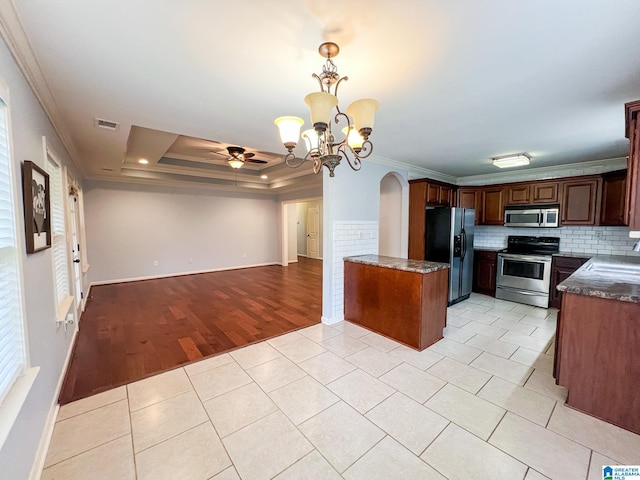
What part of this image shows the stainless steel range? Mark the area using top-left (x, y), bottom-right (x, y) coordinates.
top-left (495, 236), bottom-right (560, 308)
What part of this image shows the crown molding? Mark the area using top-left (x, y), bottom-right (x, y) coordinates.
top-left (0, 1), bottom-right (85, 176)
top-left (366, 153), bottom-right (458, 184)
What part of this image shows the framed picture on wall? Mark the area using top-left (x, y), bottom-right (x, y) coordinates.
top-left (22, 160), bottom-right (51, 253)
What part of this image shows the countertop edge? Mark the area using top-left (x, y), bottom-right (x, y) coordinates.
top-left (344, 255), bottom-right (450, 274)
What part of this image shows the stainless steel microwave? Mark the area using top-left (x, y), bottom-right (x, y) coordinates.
top-left (504, 205), bottom-right (560, 228)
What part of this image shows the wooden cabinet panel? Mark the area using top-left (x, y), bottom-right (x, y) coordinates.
top-left (560, 178), bottom-right (601, 225)
top-left (473, 250), bottom-right (497, 297)
top-left (549, 255), bottom-right (590, 309)
top-left (600, 170), bottom-right (627, 226)
top-left (439, 185), bottom-right (452, 206)
top-left (532, 182), bottom-right (559, 204)
top-left (408, 181), bottom-right (427, 260)
top-left (481, 188), bottom-right (505, 225)
top-left (506, 185), bottom-right (531, 205)
top-left (427, 183), bottom-right (440, 204)
top-left (625, 100), bottom-right (640, 230)
top-left (458, 188), bottom-right (481, 224)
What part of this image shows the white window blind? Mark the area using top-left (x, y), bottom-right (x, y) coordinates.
top-left (45, 155), bottom-right (69, 306)
top-left (0, 98), bottom-right (26, 405)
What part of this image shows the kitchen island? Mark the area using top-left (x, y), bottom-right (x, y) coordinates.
top-left (344, 255), bottom-right (449, 351)
top-left (555, 255), bottom-right (640, 435)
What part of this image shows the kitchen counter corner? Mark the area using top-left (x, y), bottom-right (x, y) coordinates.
top-left (344, 255), bottom-right (449, 274)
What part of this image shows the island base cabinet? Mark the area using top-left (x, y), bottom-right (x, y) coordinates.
top-left (558, 292), bottom-right (640, 435)
top-left (344, 262), bottom-right (448, 350)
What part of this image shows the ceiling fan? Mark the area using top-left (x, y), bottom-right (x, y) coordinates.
top-left (211, 146), bottom-right (268, 169)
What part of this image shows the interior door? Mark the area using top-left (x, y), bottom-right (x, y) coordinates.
top-left (306, 207), bottom-right (319, 258)
top-left (69, 194), bottom-right (83, 321)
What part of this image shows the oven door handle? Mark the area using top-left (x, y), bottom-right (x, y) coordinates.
top-left (499, 253), bottom-right (551, 263)
top-left (497, 287), bottom-right (547, 296)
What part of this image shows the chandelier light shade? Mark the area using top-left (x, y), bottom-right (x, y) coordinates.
top-left (492, 153), bottom-right (531, 168)
top-left (275, 42), bottom-right (379, 177)
top-left (227, 158), bottom-right (244, 169)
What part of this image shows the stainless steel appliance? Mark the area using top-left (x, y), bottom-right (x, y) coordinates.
top-left (495, 236), bottom-right (560, 308)
top-left (504, 204), bottom-right (560, 228)
top-left (425, 207), bottom-right (475, 305)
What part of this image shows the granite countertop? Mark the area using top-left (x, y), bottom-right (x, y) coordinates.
top-left (344, 255), bottom-right (450, 274)
top-left (553, 252), bottom-right (593, 259)
top-left (557, 255), bottom-right (640, 304)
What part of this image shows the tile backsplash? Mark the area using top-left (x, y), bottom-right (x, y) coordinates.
top-left (474, 226), bottom-right (640, 257)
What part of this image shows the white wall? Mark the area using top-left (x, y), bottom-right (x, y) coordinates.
top-left (287, 203), bottom-right (297, 262)
top-left (322, 161), bottom-right (409, 323)
top-left (379, 173), bottom-right (403, 257)
top-left (84, 181), bottom-right (281, 283)
top-left (0, 39), bottom-right (86, 479)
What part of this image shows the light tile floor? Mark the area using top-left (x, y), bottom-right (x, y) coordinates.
top-left (41, 293), bottom-right (640, 480)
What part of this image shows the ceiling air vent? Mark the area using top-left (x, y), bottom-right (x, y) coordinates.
top-left (94, 117), bottom-right (119, 131)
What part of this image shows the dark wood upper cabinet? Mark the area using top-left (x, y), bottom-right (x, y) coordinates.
top-left (481, 187), bottom-right (505, 225)
top-left (625, 100), bottom-right (640, 230)
top-left (439, 185), bottom-right (453, 206)
top-left (600, 170), bottom-right (628, 226)
top-left (457, 188), bottom-right (481, 224)
top-left (560, 177), bottom-right (601, 225)
top-left (532, 181), bottom-right (559, 204)
top-left (408, 181), bottom-right (427, 260)
top-left (506, 184), bottom-right (531, 205)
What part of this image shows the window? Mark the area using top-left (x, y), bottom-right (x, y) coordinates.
top-left (45, 150), bottom-right (71, 318)
top-left (0, 97), bottom-right (26, 405)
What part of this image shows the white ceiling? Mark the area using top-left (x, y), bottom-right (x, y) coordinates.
top-left (3, 0), bottom-right (640, 192)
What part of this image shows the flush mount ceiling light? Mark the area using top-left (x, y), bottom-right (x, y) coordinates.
top-left (275, 42), bottom-right (379, 177)
top-left (138, 158), bottom-right (149, 165)
top-left (492, 153), bottom-right (531, 168)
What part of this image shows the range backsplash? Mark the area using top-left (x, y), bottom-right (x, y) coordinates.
top-left (473, 226), bottom-right (640, 257)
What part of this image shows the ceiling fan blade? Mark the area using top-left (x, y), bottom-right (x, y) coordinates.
top-left (246, 158), bottom-right (268, 164)
top-left (242, 152), bottom-right (255, 159)
top-left (209, 150), bottom-right (229, 158)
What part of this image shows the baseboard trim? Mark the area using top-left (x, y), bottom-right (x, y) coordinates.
top-left (29, 328), bottom-right (78, 480)
top-left (89, 262), bottom-right (279, 286)
top-left (321, 314), bottom-right (344, 325)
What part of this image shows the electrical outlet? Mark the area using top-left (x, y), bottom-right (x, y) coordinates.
top-left (595, 231), bottom-right (603, 239)
top-left (153, 260), bottom-right (159, 267)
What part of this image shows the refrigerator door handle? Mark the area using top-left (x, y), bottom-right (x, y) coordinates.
top-left (460, 230), bottom-right (467, 260)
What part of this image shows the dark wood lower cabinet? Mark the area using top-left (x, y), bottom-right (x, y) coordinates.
top-left (557, 292), bottom-right (640, 435)
top-left (549, 256), bottom-right (590, 308)
top-left (473, 250), bottom-right (497, 297)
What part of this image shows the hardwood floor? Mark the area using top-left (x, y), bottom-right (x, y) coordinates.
top-left (59, 257), bottom-right (322, 404)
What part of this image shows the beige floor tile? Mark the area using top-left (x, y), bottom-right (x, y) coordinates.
top-left (465, 333), bottom-right (519, 358)
top-left (458, 310), bottom-right (500, 325)
top-left (269, 375), bottom-right (339, 425)
top-left (460, 320), bottom-right (507, 339)
top-left (427, 338), bottom-right (483, 364)
top-left (530, 326), bottom-right (556, 342)
top-left (328, 369), bottom-right (395, 414)
top-left (131, 390), bottom-right (208, 452)
top-left (135, 423), bottom-right (231, 480)
top-left (443, 325), bottom-right (476, 343)
top-left (320, 334), bottom-right (369, 357)
top-left (358, 332), bottom-right (402, 352)
top-left (127, 368), bottom-right (193, 411)
top-left (485, 309), bottom-right (525, 322)
top-left (500, 331), bottom-right (552, 353)
top-left (547, 403), bottom-right (640, 464)
top-left (331, 321), bottom-right (371, 338)
top-left (345, 346), bottom-right (402, 377)
top-left (519, 314), bottom-right (557, 328)
top-left (446, 314), bottom-right (471, 328)
top-left (229, 341), bottom-right (282, 369)
top-left (366, 392), bottom-right (449, 455)
top-left (588, 452), bottom-right (619, 480)
top-left (274, 337), bottom-right (327, 363)
top-left (379, 363), bottom-right (445, 403)
top-left (477, 376), bottom-right (555, 426)
top-left (183, 353), bottom-right (234, 377)
top-left (421, 423), bottom-right (527, 480)
top-left (57, 386), bottom-right (127, 421)
top-left (247, 356), bottom-right (307, 392)
top-left (223, 411), bottom-right (313, 480)
top-left (489, 412), bottom-right (590, 480)
top-left (470, 351), bottom-right (534, 386)
top-left (491, 318), bottom-right (536, 334)
top-left (41, 435), bottom-right (134, 480)
top-left (298, 323), bottom-right (341, 342)
top-left (45, 399), bottom-right (131, 467)
top-left (388, 344), bottom-right (444, 370)
top-left (461, 300), bottom-right (493, 312)
top-left (510, 347), bottom-right (553, 370)
top-left (190, 361), bottom-right (252, 401)
top-left (299, 401), bottom-right (385, 473)
top-left (344, 436), bottom-right (446, 480)
top-left (425, 384), bottom-right (505, 440)
top-left (298, 351), bottom-right (357, 384)
top-left (427, 357), bottom-right (492, 394)
top-left (204, 382), bottom-right (277, 438)
top-left (511, 304), bottom-right (547, 317)
top-left (274, 450), bottom-right (342, 480)
top-left (211, 466), bottom-right (241, 480)
top-left (523, 370), bottom-right (568, 402)
top-left (525, 469), bottom-right (551, 480)
top-left (267, 330), bottom-right (305, 348)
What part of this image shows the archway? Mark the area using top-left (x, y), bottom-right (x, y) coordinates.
top-left (379, 172), bottom-right (408, 257)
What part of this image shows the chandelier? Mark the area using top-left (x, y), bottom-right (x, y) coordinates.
top-left (274, 42), bottom-right (379, 177)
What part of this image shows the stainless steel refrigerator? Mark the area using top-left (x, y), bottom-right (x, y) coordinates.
top-left (425, 207), bottom-right (475, 305)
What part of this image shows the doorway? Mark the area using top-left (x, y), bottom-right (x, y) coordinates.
top-left (379, 172), bottom-right (409, 258)
top-left (68, 192), bottom-right (83, 321)
top-left (281, 198), bottom-right (323, 266)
